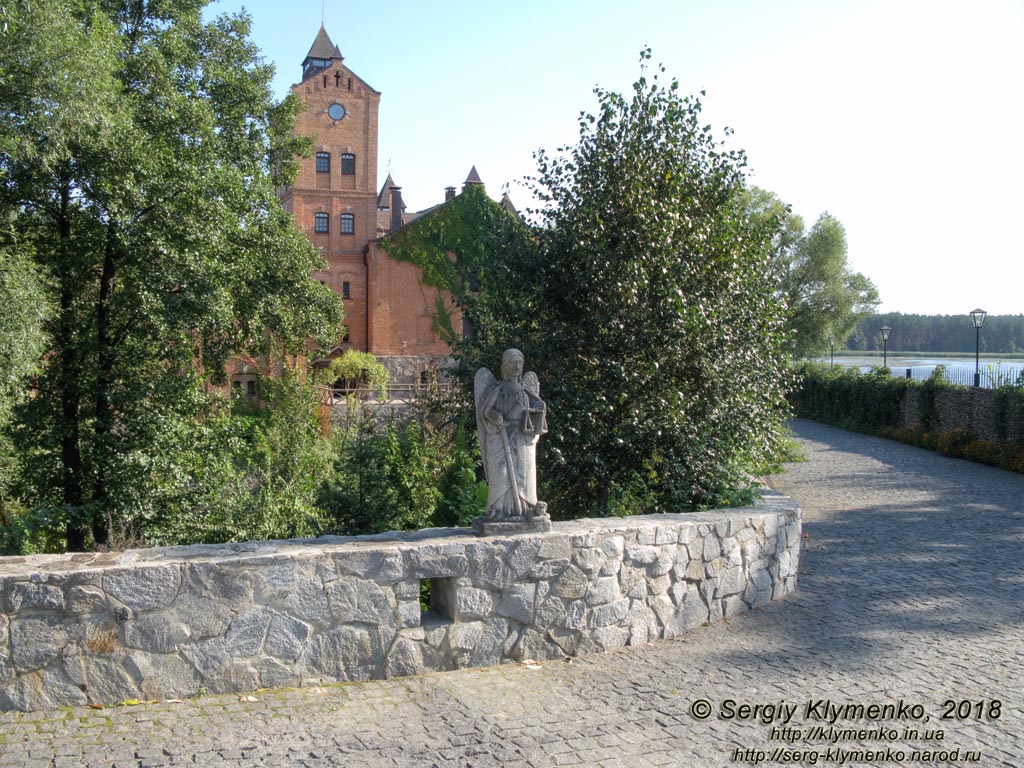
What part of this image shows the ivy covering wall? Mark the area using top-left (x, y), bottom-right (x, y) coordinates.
top-left (380, 184), bottom-right (536, 352)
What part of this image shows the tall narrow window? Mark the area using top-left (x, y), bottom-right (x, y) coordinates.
top-left (340, 213), bottom-right (354, 235)
top-left (342, 281), bottom-right (351, 299)
top-left (315, 152), bottom-right (330, 173)
top-left (340, 153), bottom-right (356, 175)
top-left (314, 212), bottom-right (329, 233)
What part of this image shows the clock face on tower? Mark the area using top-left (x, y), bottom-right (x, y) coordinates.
top-left (328, 103), bottom-right (346, 121)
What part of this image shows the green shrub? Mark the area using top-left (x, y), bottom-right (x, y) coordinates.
top-left (877, 425), bottom-right (922, 446)
top-left (0, 499), bottom-right (68, 555)
top-left (318, 421), bottom-right (442, 536)
top-left (432, 420), bottom-right (487, 527)
top-left (935, 429), bottom-right (973, 459)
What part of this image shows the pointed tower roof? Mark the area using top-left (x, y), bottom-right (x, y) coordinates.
top-left (500, 192), bottom-right (523, 224)
top-left (305, 24), bottom-right (342, 61)
top-left (301, 25), bottom-right (343, 81)
top-left (377, 173), bottom-right (399, 209)
top-left (464, 165), bottom-right (484, 186)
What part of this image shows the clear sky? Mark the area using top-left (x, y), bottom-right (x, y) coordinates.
top-left (205, 0), bottom-right (1024, 316)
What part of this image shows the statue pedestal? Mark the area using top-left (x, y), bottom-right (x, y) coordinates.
top-left (472, 513), bottom-right (552, 537)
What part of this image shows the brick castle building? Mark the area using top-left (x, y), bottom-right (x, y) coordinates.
top-left (277, 25), bottom-right (497, 387)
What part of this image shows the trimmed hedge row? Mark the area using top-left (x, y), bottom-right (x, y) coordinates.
top-left (791, 364), bottom-right (1024, 474)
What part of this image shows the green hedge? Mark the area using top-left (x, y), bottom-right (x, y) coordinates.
top-left (791, 363), bottom-right (1024, 474)
top-left (790, 364), bottom-right (912, 434)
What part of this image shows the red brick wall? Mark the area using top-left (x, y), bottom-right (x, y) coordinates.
top-left (366, 243), bottom-right (460, 359)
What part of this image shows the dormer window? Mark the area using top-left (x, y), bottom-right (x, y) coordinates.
top-left (302, 58), bottom-right (332, 80)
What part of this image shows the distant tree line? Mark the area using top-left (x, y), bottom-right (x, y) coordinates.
top-left (844, 313), bottom-right (1024, 354)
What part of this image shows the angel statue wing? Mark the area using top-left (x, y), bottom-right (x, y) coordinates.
top-left (474, 366), bottom-right (497, 470)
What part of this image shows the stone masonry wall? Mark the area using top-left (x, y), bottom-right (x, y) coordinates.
top-left (0, 496), bottom-right (800, 712)
top-left (899, 387), bottom-right (1024, 443)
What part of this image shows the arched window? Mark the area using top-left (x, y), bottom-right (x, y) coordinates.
top-left (340, 153), bottom-right (356, 175)
top-left (340, 213), bottom-right (354, 235)
top-left (315, 152), bottom-right (330, 173)
top-left (314, 212), bottom-right (329, 233)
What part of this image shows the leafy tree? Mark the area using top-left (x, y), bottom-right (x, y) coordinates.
top-left (744, 188), bottom-right (880, 357)
top-left (138, 367), bottom-right (334, 546)
top-left (0, 240), bottom-right (52, 516)
top-left (0, 0), bottom-right (342, 549)
top-left (321, 350), bottom-right (389, 397)
top-left (517, 53), bottom-right (791, 513)
top-left (0, 244), bottom-right (49, 429)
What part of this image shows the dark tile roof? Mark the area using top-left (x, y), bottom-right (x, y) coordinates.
top-left (377, 173), bottom-right (399, 209)
top-left (305, 25), bottom-right (342, 63)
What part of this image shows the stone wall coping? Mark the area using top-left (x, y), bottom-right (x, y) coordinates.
top-left (0, 494), bottom-right (797, 578)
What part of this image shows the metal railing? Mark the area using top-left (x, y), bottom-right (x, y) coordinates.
top-left (874, 365), bottom-right (1024, 389)
top-left (320, 383), bottom-right (453, 405)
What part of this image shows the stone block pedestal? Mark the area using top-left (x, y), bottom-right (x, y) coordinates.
top-left (471, 513), bottom-right (552, 537)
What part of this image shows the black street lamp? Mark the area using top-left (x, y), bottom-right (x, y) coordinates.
top-left (970, 308), bottom-right (987, 387)
top-left (880, 326), bottom-right (892, 369)
top-left (828, 336), bottom-right (835, 370)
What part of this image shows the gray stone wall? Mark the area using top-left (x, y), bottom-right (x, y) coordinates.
top-left (378, 355), bottom-right (454, 387)
top-left (0, 496), bottom-right (800, 711)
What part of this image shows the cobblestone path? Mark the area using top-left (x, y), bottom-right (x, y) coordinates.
top-left (1, 420), bottom-right (1021, 767)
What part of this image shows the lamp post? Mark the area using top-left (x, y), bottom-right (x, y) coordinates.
top-left (828, 336), bottom-right (835, 370)
top-left (880, 326), bottom-right (892, 369)
top-left (970, 308), bottom-right (987, 387)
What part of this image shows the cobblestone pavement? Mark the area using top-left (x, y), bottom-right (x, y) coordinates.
top-left (1, 420), bottom-right (1021, 767)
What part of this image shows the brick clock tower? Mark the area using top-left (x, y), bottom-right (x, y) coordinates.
top-left (281, 26), bottom-right (461, 385)
top-left (280, 26), bottom-right (380, 353)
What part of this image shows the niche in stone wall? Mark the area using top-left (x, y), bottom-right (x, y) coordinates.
top-left (420, 577), bottom-right (455, 627)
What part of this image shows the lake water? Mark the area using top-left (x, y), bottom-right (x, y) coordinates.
top-left (816, 356), bottom-right (1024, 389)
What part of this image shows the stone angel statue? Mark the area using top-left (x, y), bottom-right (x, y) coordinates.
top-left (472, 349), bottom-right (551, 534)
